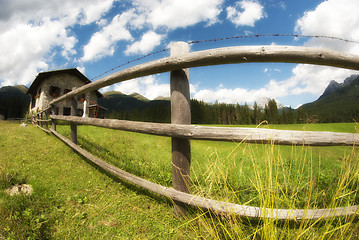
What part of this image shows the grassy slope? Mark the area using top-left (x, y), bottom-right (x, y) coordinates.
top-left (1, 121), bottom-right (359, 239)
top-left (0, 121), bottom-right (195, 239)
top-left (56, 123), bottom-right (359, 207)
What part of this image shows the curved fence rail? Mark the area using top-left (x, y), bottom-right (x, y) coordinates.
top-left (51, 115), bottom-right (359, 146)
top-left (50, 127), bottom-right (359, 220)
top-left (48, 45), bottom-right (359, 105)
top-left (33, 43), bottom-right (359, 220)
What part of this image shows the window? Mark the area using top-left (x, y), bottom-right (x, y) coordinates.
top-left (63, 107), bottom-right (71, 116)
top-left (49, 86), bottom-right (60, 98)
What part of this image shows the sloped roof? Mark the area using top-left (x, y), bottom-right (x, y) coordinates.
top-left (26, 68), bottom-right (103, 98)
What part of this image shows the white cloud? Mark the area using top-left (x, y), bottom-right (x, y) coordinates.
top-left (290, 0), bottom-right (359, 96)
top-left (114, 75), bottom-right (170, 100)
top-left (226, 0), bottom-right (266, 27)
top-left (0, 0), bottom-right (116, 87)
top-left (81, 12), bottom-right (134, 62)
top-left (135, 0), bottom-right (224, 29)
top-left (113, 75), bottom-right (198, 100)
top-left (0, 20), bottom-right (76, 86)
top-left (79, 0), bottom-right (114, 25)
top-left (193, 78), bottom-right (288, 107)
top-left (125, 31), bottom-right (164, 55)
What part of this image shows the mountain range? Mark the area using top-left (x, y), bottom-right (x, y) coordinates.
top-left (0, 74), bottom-right (358, 123)
top-left (299, 75), bottom-right (359, 122)
top-left (0, 85), bottom-right (30, 119)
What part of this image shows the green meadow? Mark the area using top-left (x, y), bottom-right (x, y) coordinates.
top-left (1, 120), bottom-right (359, 239)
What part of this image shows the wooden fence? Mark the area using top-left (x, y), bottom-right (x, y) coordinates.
top-left (33, 42), bottom-right (359, 220)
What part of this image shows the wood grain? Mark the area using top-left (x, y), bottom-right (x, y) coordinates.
top-left (50, 116), bottom-right (359, 146)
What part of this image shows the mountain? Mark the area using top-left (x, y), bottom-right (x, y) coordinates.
top-left (98, 91), bottom-right (150, 112)
top-left (319, 75), bottom-right (358, 99)
top-left (0, 85), bottom-right (30, 119)
top-left (98, 91), bottom-right (170, 122)
top-left (129, 92), bottom-right (149, 102)
top-left (299, 75), bottom-right (359, 123)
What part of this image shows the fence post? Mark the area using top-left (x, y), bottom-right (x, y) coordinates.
top-left (170, 42), bottom-right (191, 216)
top-left (51, 106), bottom-right (57, 131)
top-left (45, 110), bottom-right (49, 130)
top-left (40, 112), bottom-right (43, 127)
top-left (71, 98), bottom-right (77, 144)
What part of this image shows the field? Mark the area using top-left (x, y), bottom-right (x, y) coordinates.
top-left (1, 120), bottom-right (359, 239)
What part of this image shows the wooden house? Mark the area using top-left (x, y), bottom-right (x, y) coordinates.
top-left (27, 69), bottom-right (105, 118)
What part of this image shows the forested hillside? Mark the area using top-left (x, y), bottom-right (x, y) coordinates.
top-left (103, 95), bottom-right (305, 125)
top-left (299, 75), bottom-right (359, 123)
top-left (1, 74), bottom-right (358, 124)
top-left (0, 85), bottom-right (30, 119)
top-left (101, 75), bottom-right (359, 124)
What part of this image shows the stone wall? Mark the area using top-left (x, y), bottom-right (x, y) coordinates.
top-left (30, 73), bottom-right (97, 116)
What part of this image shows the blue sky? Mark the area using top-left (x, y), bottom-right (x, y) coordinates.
top-left (0, 0), bottom-right (359, 108)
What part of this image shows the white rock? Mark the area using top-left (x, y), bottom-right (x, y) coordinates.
top-left (5, 184), bottom-right (33, 196)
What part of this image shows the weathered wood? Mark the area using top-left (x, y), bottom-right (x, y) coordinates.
top-left (50, 128), bottom-right (359, 220)
top-left (170, 42), bottom-right (191, 216)
top-left (37, 106), bottom-right (51, 115)
top-left (70, 98), bottom-right (77, 144)
top-left (39, 113), bottom-right (43, 127)
top-left (50, 116), bottom-right (359, 146)
top-left (48, 45), bottom-right (359, 106)
top-left (45, 110), bottom-right (49, 129)
top-left (36, 119), bottom-right (52, 122)
top-left (36, 125), bottom-right (51, 134)
top-left (51, 106), bottom-right (57, 131)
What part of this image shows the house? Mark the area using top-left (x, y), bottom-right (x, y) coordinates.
top-left (26, 68), bottom-right (105, 118)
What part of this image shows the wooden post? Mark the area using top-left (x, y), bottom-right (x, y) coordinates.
top-left (45, 110), bottom-right (49, 130)
top-left (71, 98), bottom-right (77, 144)
top-left (170, 42), bottom-right (191, 216)
top-left (51, 106), bottom-right (57, 131)
top-left (40, 113), bottom-right (43, 127)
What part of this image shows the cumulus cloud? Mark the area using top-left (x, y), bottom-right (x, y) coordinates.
top-left (81, 12), bottom-right (134, 62)
top-left (125, 31), bottom-right (164, 55)
top-left (226, 0), bottom-right (266, 27)
top-left (193, 78), bottom-right (290, 107)
top-left (199, 0), bottom-right (359, 105)
top-left (0, 0), bottom-right (115, 87)
top-left (113, 75), bottom-right (198, 100)
top-left (114, 75), bottom-right (170, 100)
top-left (0, 19), bottom-right (76, 86)
top-left (291, 0), bottom-right (359, 95)
top-left (134, 0), bottom-right (223, 29)
top-left (81, 0), bottom-right (224, 60)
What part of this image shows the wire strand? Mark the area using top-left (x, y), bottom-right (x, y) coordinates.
top-left (90, 34), bottom-right (359, 81)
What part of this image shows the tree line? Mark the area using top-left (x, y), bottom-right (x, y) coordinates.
top-left (106, 98), bottom-right (310, 125)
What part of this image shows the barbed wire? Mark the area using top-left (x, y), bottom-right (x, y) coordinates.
top-left (90, 48), bottom-right (169, 80)
top-left (187, 33), bottom-right (359, 44)
top-left (90, 33), bottom-right (359, 81)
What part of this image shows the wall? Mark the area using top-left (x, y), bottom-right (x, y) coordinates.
top-left (30, 73), bottom-right (96, 115)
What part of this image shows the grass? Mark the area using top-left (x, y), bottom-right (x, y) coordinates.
top-left (0, 121), bottom-right (196, 239)
top-left (1, 120), bottom-right (359, 239)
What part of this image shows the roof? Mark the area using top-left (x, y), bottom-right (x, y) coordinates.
top-left (26, 68), bottom-right (103, 98)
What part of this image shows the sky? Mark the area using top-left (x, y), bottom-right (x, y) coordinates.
top-left (1, 0), bottom-right (359, 108)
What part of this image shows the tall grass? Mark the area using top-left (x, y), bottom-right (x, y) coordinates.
top-left (188, 124), bottom-right (359, 239)
top-left (52, 123), bottom-right (359, 238)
